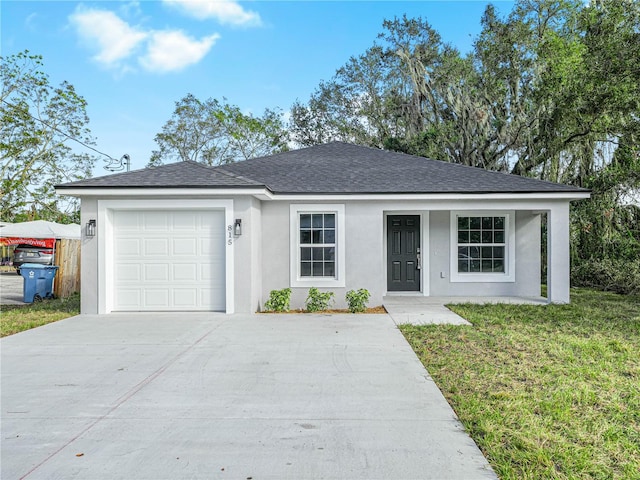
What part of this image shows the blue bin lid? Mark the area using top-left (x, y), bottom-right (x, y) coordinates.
top-left (20, 263), bottom-right (58, 270)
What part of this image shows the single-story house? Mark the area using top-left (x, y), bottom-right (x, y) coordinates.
top-left (56, 142), bottom-right (590, 314)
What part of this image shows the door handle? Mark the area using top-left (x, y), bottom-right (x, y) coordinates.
top-left (416, 252), bottom-right (421, 270)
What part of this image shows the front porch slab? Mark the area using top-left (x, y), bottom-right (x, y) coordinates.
top-left (383, 295), bottom-right (548, 326)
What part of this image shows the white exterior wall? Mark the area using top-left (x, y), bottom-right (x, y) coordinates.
top-left (262, 199), bottom-right (545, 311)
top-left (78, 195), bottom-right (261, 314)
top-left (78, 194), bottom-right (569, 314)
top-left (428, 211), bottom-right (540, 297)
top-left (80, 198), bottom-right (99, 314)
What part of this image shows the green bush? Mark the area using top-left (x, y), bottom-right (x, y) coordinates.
top-left (305, 287), bottom-right (334, 312)
top-left (345, 288), bottom-right (370, 313)
top-left (263, 288), bottom-right (291, 312)
top-left (572, 258), bottom-right (640, 295)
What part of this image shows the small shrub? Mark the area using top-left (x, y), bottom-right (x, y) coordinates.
top-left (345, 288), bottom-right (370, 313)
top-left (305, 287), bottom-right (334, 312)
top-left (264, 288), bottom-right (291, 312)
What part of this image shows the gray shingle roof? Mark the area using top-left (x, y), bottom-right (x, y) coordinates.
top-left (219, 142), bottom-right (585, 194)
top-left (56, 160), bottom-right (262, 189)
top-left (57, 142), bottom-right (587, 194)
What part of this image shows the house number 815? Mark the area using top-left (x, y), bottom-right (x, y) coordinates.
top-left (227, 225), bottom-right (233, 245)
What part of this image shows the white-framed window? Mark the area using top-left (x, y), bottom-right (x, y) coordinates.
top-left (450, 211), bottom-right (515, 283)
top-left (290, 204), bottom-right (345, 287)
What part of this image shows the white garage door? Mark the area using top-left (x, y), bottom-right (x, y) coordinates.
top-left (113, 210), bottom-right (225, 311)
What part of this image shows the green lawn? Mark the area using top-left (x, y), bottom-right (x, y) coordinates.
top-left (0, 294), bottom-right (80, 337)
top-left (400, 288), bottom-right (640, 480)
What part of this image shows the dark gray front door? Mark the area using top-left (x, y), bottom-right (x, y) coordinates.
top-left (387, 215), bottom-right (420, 291)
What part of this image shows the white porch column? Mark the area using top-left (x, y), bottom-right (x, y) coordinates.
top-left (547, 202), bottom-right (571, 303)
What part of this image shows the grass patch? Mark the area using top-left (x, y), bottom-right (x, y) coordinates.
top-left (399, 288), bottom-right (640, 479)
top-left (1, 293), bottom-right (80, 337)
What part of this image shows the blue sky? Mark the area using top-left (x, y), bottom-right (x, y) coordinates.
top-left (2, 0), bottom-right (514, 174)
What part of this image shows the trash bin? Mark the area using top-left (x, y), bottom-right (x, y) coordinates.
top-left (19, 263), bottom-right (59, 303)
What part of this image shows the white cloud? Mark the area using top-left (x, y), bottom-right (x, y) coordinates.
top-left (140, 31), bottom-right (220, 73)
top-left (163, 0), bottom-right (261, 26)
top-left (69, 8), bottom-right (147, 66)
top-left (69, 6), bottom-right (219, 74)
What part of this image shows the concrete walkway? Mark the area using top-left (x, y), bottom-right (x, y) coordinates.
top-left (384, 295), bottom-right (548, 326)
top-left (1, 313), bottom-right (496, 480)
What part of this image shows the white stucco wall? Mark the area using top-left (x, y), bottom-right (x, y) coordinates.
top-left (261, 199), bottom-right (544, 310)
top-left (80, 198), bottom-right (99, 314)
top-left (77, 193), bottom-right (569, 314)
top-left (78, 195), bottom-right (261, 314)
top-left (428, 210), bottom-right (541, 297)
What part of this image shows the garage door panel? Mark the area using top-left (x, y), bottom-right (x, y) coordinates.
top-left (173, 214), bottom-right (198, 230)
top-left (144, 264), bottom-right (169, 282)
top-left (116, 238), bottom-right (141, 256)
top-left (113, 210), bottom-right (225, 311)
top-left (173, 289), bottom-right (197, 307)
top-left (114, 211), bottom-right (140, 230)
top-left (201, 288), bottom-right (223, 305)
top-left (144, 289), bottom-right (170, 308)
top-left (116, 289), bottom-right (141, 308)
top-left (143, 212), bottom-right (169, 230)
top-left (116, 264), bottom-right (141, 282)
top-left (144, 238), bottom-right (169, 256)
top-left (173, 264), bottom-right (197, 281)
top-left (173, 238), bottom-right (197, 256)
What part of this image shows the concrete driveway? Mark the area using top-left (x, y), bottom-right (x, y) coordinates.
top-left (1, 313), bottom-right (496, 480)
top-left (0, 271), bottom-right (26, 305)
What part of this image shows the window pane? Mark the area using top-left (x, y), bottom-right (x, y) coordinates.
top-left (458, 216), bottom-right (469, 229)
top-left (494, 217), bottom-right (505, 229)
top-left (494, 231), bottom-right (505, 243)
top-left (458, 246), bottom-right (469, 258)
top-left (481, 260), bottom-right (493, 272)
top-left (324, 214), bottom-right (335, 228)
top-left (312, 214), bottom-right (323, 228)
top-left (458, 260), bottom-right (469, 272)
top-left (470, 260), bottom-right (481, 272)
top-left (324, 229), bottom-right (335, 243)
top-left (312, 262), bottom-right (324, 276)
top-left (458, 231), bottom-right (469, 243)
top-left (312, 230), bottom-right (323, 243)
top-left (493, 260), bottom-right (505, 272)
top-left (301, 262), bottom-right (311, 276)
top-left (481, 247), bottom-right (493, 258)
top-left (470, 231), bottom-right (481, 243)
top-left (481, 231), bottom-right (493, 243)
top-left (324, 247), bottom-right (335, 261)
top-left (482, 217), bottom-right (493, 229)
top-left (470, 217), bottom-right (481, 229)
top-left (300, 230), bottom-right (311, 244)
top-left (301, 247), bottom-right (311, 261)
top-left (469, 246), bottom-right (480, 259)
top-left (312, 247), bottom-right (324, 261)
top-left (493, 246), bottom-right (504, 259)
top-left (300, 214), bottom-right (311, 228)
top-left (325, 262), bottom-right (335, 277)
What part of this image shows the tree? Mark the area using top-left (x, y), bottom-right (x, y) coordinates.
top-left (149, 94), bottom-right (289, 166)
top-left (290, 0), bottom-right (640, 291)
top-left (1, 51), bottom-right (96, 222)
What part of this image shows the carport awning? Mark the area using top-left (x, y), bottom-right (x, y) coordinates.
top-left (0, 237), bottom-right (55, 248)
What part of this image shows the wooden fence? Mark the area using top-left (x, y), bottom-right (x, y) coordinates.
top-left (53, 239), bottom-right (81, 298)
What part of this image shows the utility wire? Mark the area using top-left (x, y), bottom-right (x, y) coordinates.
top-left (0, 98), bottom-right (118, 161)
